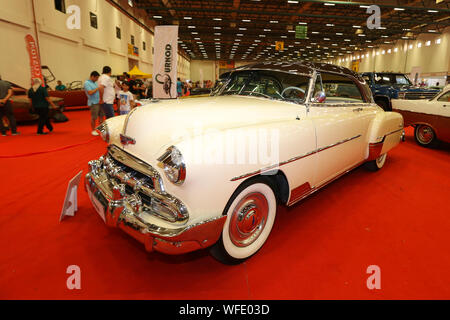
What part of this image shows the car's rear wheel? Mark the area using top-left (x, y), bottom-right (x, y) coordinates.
top-left (365, 153), bottom-right (387, 172)
top-left (414, 124), bottom-right (438, 148)
top-left (210, 178), bottom-right (277, 265)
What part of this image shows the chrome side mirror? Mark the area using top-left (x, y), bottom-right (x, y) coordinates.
top-left (312, 91), bottom-right (326, 103)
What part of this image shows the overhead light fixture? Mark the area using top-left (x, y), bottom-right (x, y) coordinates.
top-left (184, 16), bottom-right (192, 19)
top-left (213, 18), bottom-right (222, 21)
top-left (336, 33), bottom-right (343, 35)
top-left (270, 20), bottom-right (278, 23)
top-left (394, 8), bottom-right (405, 11)
top-left (353, 25), bottom-right (361, 28)
top-left (324, 2), bottom-right (335, 6)
top-left (214, 27), bottom-right (221, 29)
top-left (264, 29), bottom-right (271, 32)
top-left (288, 0), bottom-right (299, 3)
top-left (428, 10), bottom-right (438, 13)
top-left (326, 24), bottom-right (334, 27)
top-left (299, 22), bottom-right (307, 25)
top-left (188, 26), bottom-right (196, 28)
top-left (153, 15), bottom-right (162, 19)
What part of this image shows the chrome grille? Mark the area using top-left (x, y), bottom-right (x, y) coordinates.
top-left (404, 92), bottom-right (436, 100)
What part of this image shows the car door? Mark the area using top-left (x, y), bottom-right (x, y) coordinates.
top-left (434, 90), bottom-right (450, 140)
top-left (307, 71), bottom-right (377, 187)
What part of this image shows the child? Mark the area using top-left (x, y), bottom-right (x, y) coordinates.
top-left (116, 81), bottom-right (135, 115)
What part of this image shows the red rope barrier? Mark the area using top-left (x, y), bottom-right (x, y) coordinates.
top-left (0, 137), bottom-right (99, 158)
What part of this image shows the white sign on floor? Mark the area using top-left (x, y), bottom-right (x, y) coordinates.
top-left (60, 170), bottom-right (83, 222)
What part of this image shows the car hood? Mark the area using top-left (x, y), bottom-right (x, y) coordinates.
top-left (120, 95), bottom-right (301, 158)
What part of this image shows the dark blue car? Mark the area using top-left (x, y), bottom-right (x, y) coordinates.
top-left (361, 72), bottom-right (440, 111)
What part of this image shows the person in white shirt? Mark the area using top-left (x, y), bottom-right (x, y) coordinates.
top-left (116, 81), bottom-right (135, 115)
top-left (98, 66), bottom-right (116, 118)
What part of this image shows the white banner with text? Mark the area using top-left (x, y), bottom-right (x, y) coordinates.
top-left (153, 25), bottom-right (178, 99)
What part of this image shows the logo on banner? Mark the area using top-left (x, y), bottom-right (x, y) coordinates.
top-left (155, 44), bottom-right (173, 97)
top-left (25, 34), bottom-right (45, 86)
top-left (153, 26), bottom-right (178, 99)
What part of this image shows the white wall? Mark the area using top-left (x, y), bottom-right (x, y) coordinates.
top-left (329, 27), bottom-right (450, 79)
top-left (0, 0), bottom-right (190, 88)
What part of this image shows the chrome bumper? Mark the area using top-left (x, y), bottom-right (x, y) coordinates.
top-left (84, 151), bottom-right (226, 255)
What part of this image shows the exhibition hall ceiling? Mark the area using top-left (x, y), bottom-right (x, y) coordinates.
top-left (134, 0), bottom-right (450, 61)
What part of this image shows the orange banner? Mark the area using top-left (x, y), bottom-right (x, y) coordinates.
top-left (25, 34), bottom-right (44, 86)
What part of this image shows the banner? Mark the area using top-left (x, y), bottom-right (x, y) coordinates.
top-left (153, 25), bottom-right (178, 99)
top-left (25, 34), bottom-right (45, 86)
top-left (275, 41), bottom-right (284, 51)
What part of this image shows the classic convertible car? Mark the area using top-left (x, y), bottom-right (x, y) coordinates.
top-left (85, 62), bottom-right (404, 264)
top-left (392, 84), bottom-right (450, 147)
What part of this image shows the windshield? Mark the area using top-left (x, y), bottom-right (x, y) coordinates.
top-left (213, 70), bottom-right (311, 104)
top-left (374, 74), bottom-right (412, 86)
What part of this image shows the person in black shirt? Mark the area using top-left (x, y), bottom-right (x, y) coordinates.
top-left (0, 75), bottom-right (19, 136)
top-left (28, 78), bottom-right (57, 135)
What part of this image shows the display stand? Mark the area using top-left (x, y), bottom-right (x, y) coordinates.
top-left (60, 171), bottom-right (83, 222)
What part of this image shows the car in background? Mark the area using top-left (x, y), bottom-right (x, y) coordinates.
top-left (7, 81), bottom-right (65, 122)
top-left (85, 61), bottom-right (404, 264)
top-left (392, 85), bottom-right (450, 147)
top-left (361, 72), bottom-right (440, 111)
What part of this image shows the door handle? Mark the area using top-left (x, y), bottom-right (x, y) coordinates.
top-left (353, 108), bottom-right (363, 112)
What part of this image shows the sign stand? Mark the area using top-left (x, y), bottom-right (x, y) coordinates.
top-left (60, 171), bottom-right (83, 222)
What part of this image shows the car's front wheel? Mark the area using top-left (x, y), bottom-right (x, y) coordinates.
top-left (210, 178), bottom-right (277, 265)
top-left (414, 124), bottom-right (438, 148)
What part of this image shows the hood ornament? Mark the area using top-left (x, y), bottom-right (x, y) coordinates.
top-left (120, 134), bottom-right (136, 146)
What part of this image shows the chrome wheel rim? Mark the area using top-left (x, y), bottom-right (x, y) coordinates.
top-left (229, 192), bottom-right (268, 247)
top-left (376, 153), bottom-right (386, 168)
top-left (417, 125), bottom-right (434, 144)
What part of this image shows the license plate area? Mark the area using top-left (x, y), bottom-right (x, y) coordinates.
top-left (87, 186), bottom-right (106, 223)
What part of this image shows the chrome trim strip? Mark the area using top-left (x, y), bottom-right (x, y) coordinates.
top-left (122, 107), bottom-right (139, 135)
top-left (230, 134), bottom-right (362, 181)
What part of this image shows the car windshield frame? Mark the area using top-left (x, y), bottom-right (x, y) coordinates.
top-left (213, 69), bottom-right (311, 104)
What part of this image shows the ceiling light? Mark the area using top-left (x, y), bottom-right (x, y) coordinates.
top-left (153, 15), bottom-right (162, 19)
top-left (326, 24), bottom-right (334, 27)
top-left (394, 8), bottom-right (405, 11)
top-left (299, 22), bottom-right (307, 25)
top-left (264, 29), bottom-right (271, 32)
top-left (336, 33), bottom-right (343, 35)
top-left (353, 25), bottom-right (361, 28)
top-left (239, 27), bottom-right (247, 30)
top-left (188, 26), bottom-right (196, 28)
top-left (214, 27), bottom-right (221, 29)
top-left (270, 20), bottom-right (278, 23)
top-left (184, 17), bottom-right (192, 19)
top-left (213, 18), bottom-right (222, 21)
top-left (324, 3), bottom-right (335, 6)
top-left (242, 19), bottom-right (251, 22)
top-left (428, 10), bottom-right (438, 13)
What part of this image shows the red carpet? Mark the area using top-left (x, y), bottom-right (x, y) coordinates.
top-left (0, 109), bottom-right (449, 299)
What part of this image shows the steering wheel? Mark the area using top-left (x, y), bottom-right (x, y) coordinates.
top-left (281, 86), bottom-right (305, 98)
top-left (248, 91), bottom-right (272, 99)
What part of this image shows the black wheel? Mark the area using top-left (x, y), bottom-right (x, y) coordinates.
top-left (414, 125), bottom-right (438, 148)
top-left (375, 99), bottom-right (391, 111)
top-left (210, 177), bottom-right (277, 265)
top-left (365, 153), bottom-right (387, 172)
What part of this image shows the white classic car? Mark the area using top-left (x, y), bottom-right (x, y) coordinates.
top-left (392, 84), bottom-right (450, 147)
top-left (85, 62), bottom-right (404, 264)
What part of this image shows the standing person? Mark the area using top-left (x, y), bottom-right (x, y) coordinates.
top-left (84, 71), bottom-right (103, 136)
top-left (0, 75), bottom-right (19, 136)
top-left (116, 81), bottom-right (135, 115)
top-left (28, 78), bottom-right (56, 135)
top-left (98, 66), bottom-right (115, 118)
top-left (177, 78), bottom-right (183, 97)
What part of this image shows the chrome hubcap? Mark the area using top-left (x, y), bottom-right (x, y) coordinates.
top-left (229, 192), bottom-right (268, 247)
top-left (417, 126), bottom-right (434, 144)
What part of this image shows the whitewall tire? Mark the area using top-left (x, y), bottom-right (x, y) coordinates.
top-left (210, 178), bottom-right (277, 264)
top-left (365, 153), bottom-right (387, 172)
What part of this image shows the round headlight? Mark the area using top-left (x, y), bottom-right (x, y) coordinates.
top-left (158, 146), bottom-right (186, 185)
